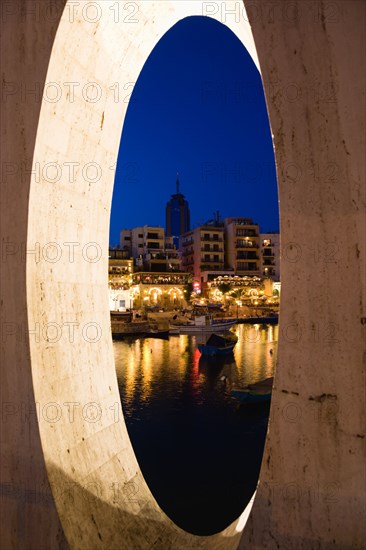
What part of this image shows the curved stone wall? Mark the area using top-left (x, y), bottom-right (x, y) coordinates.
top-left (1, 1), bottom-right (364, 548)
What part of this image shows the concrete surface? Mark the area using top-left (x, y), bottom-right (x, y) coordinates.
top-left (1, 0), bottom-right (365, 548)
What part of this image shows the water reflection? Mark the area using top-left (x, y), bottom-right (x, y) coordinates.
top-left (113, 324), bottom-right (278, 535)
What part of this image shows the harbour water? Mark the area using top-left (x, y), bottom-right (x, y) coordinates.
top-left (114, 323), bottom-right (278, 535)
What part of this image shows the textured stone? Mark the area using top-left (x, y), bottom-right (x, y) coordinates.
top-left (1, 1), bottom-right (365, 548)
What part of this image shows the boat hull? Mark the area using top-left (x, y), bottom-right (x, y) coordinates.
top-left (239, 315), bottom-right (278, 324)
top-left (198, 343), bottom-right (236, 356)
top-left (146, 330), bottom-right (170, 339)
top-left (169, 319), bottom-right (237, 334)
top-left (231, 376), bottom-right (273, 404)
top-left (230, 390), bottom-right (271, 403)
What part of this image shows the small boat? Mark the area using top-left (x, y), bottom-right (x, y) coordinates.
top-left (110, 311), bottom-right (133, 323)
top-left (198, 332), bottom-right (238, 356)
top-left (146, 328), bottom-right (170, 339)
top-left (239, 314), bottom-right (278, 324)
top-left (231, 377), bottom-right (273, 404)
top-left (111, 321), bottom-right (149, 338)
top-left (169, 315), bottom-right (237, 334)
top-left (145, 319), bottom-right (170, 339)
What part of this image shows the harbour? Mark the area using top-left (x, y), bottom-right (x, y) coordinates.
top-left (114, 323), bottom-right (277, 535)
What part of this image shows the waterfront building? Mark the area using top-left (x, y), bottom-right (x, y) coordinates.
top-left (130, 271), bottom-right (190, 309)
top-left (180, 215), bottom-right (265, 295)
top-left (180, 215), bottom-right (225, 292)
top-left (120, 225), bottom-right (180, 272)
top-left (109, 248), bottom-right (133, 276)
top-left (165, 175), bottom-right (190, 249)
top-left (108, 248), bottom-right (134, 311)
top-left (208, 274), bottom-right (263, 304)
top-left (260, 232), bottom-right (280, 282)
top-left (224, 217), bottom-right (261, 276)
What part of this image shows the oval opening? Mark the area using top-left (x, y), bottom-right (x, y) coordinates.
top-left (110, 16), bottom-right (278, 536)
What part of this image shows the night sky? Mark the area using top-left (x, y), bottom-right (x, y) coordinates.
top-left (109, 16), bottom-right (279, 246)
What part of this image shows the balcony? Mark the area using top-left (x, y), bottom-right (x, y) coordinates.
top-left (182, 238), bottom-right (194, 247)
top-left (236, 230), bottom-right (258, 238)
top-left (146, 249), bottom-right (164, 256)
top-left (200, 236), bottom-right (224, 242)
top-left (201, 247), bottom-right (224, 253)
top-left (235, 242), bottom-right (258, 249)
top-left (236, 264), bottom-right (260, 272)
top-left (236, 253), bottom-right (259, 260)
top-left (201, 255), bottom-right (222, 262)
top-left (200, 260), bottom-right (225, 266)
top-left (200, 264), bottom-right (224, 271)
top-left (182, 258), bottom-right (194, 266)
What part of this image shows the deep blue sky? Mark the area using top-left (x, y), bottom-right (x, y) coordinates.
top-left (109, 16), bottom-right (279, 246)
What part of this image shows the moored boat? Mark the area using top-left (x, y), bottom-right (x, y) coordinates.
top-left (111, 321), bottom-right (150, 338)
top-left (238, 314), bottom-right (278, 324)
top-left (146, 329), bottom-right (170, 339)
top-left (231, 377), bottom-right (273, 404)
top-left (146, 321), bottom-right (170, 339)
top-left (198, 332), bottom-right (238, 356)
top-left (169, 314), bottom-right (237, 335)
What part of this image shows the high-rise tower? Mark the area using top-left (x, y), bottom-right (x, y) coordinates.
top-left (165, 174), bottom-right (190, 248)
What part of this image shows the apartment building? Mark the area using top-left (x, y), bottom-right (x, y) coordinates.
top-left (120, 225), bottom-right (180, 272)
top-left (180, 220), bottom-right (226, 289)
top-left (224, 217), bottom-right (261, 275)
top-left (260, 232), bottom-right (280, 281)
top-left (108, 248), bottom-right (133, 311)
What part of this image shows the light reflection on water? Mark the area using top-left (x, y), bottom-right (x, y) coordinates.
top-left (115, 325), bottom-right (277, 417)
top-left (113, 323), bottom-right (278, 535)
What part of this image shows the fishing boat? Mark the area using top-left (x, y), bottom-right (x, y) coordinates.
top-left (169, 314), bottom-right (237, 335)
top-left (231, 377), bottom-right (273, 404)
top-left (197, 332), bottom-right (238, 356)
top-left (146, 320), bottom-right (170, 339)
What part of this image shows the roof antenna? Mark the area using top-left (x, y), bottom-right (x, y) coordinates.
top-left (176, 172), bottom-right (180, 194)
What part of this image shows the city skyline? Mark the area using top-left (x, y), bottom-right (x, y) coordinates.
top-left (109, 16), bottom-right (279, 245)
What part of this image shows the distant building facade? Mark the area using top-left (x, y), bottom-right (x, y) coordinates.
top-left (130, 271), bottom-right (190, 309)
top-left (180, 216), bottom-right (265, 294)
top-left (224, 217), bottom-right (261, 276)
top-left (108, 248), bottom-right (134, 311)
top-left (260, 232), bottom-right (280, 281)
top-left (120, 225), bottom-right (180, 272)
top-left (180, 217), bottom-right (225, 291)
top-left (165, 175), bottom-right (190, 249)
